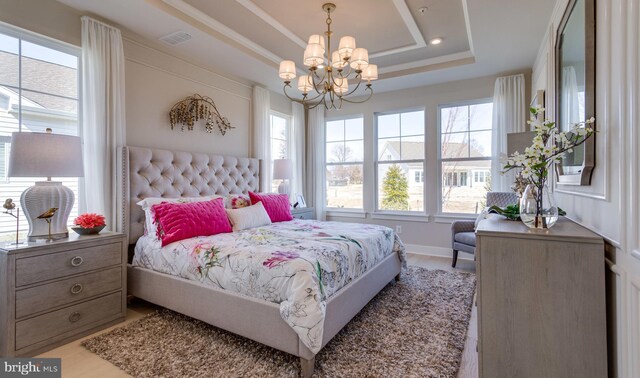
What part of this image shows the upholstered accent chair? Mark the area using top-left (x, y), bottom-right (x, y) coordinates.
top-left (451, 191), bottom-right (519, 267)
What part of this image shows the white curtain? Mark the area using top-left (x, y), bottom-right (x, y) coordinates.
top-left (306, 106), bottom-right (325, 220)
top-left (81, 16), bottom-right (126, 231)
top-left (291, 101), bottom-right (305, 202)
top-left (491, 74), bottom-right (526, 192)
top-left (561, 66), bottom-right (580, 127)
top-left (252, 86), bottom-right (271, 191)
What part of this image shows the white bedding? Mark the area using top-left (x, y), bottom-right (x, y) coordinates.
top-left (132, 219), bottom-right (406, 353)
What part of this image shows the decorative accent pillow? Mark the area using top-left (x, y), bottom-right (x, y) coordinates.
top-left (224, 194), bottom-right (251, 209)
top-left (137, 196), bottom-right (221, 237)
top-left (248, 192), bottom-right (293, 223)
top-left (225, 202), bottom-right (272, 231)
top-left (152, 198), bottom-right (231, 246)
top-left (474, 207), bottom-right (490, 229)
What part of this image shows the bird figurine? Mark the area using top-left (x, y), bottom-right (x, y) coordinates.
top-left (36, 207), bottom-right (58, 220)
top-left (3, 198), bottom-right (15, 211)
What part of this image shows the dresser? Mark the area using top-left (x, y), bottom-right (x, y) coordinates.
top-left (475, 217), bottom-right (606, 378)
top-left (291, 207), bottom-right (315, 220)
top-left (0, 232), bottom-right (127, 357)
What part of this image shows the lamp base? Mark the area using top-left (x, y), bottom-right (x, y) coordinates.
top-left (277, 181), bottom-right (290, 196)
top-left (21, 181), bottom-right (74, 242)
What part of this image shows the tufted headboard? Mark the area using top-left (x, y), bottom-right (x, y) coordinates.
top-left (121, 146), bottom-right (260, 245)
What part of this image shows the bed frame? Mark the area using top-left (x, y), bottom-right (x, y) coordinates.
top-left (121, 146), bottom-right (402, 377)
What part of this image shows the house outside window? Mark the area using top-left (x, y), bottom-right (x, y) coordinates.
top-left (376, 109), bottom-right (425, 212)
top-left (439, 100), bottom-right (493, 214)
top-left (325, 117), bottom-right (364, 209)
top-left (0, 26), bottom-right (81, 240)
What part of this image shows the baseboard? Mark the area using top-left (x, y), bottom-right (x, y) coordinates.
top-left (405, 244), bottom-right (474, 261)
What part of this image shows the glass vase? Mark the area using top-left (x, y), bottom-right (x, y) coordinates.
top-left (519, 183), bottom-right (559, 229)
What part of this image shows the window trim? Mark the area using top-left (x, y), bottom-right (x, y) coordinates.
top-left (324, 115), bottom-right (365, 210)
top-left (437, 98), bottom-right (493, 215)
top-left (0, 22), bottom-right (84, 215)
top-left (374, 107), bottom-right (427, 214)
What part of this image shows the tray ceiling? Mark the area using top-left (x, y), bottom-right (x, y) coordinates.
top-left (54, 0), bottom-right (556, 93)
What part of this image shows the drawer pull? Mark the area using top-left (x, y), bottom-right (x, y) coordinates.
top-left (68, 311), bottom-right (81, 323)
top-left (70, 283), bottom-right (83, 295)
top-left (70, 256), bottom-right (84, 267)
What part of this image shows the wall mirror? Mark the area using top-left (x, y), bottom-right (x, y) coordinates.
top-left (555, 0), bottom-right (596, 185)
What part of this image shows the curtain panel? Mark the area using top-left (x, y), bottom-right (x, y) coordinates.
top-left (252, 86), bottom-right (271, 191)
top-left (491, 74), bottom-right (526, 192)
top-left (307, 106), bottom-right (325, 220)
top-left (291, 101), bottom-right (305, 202)
top-left (81, 16), bottom-right (126, 230)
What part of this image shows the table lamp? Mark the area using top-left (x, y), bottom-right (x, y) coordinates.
top-left (272, 158), bottom-right (293, 195)
top-left (8, 129), bottom-right (84, 241)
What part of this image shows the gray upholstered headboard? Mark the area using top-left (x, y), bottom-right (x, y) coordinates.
top-left (121, 146), bottom-right (260, 245)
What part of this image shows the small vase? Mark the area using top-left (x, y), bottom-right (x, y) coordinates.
top-left (519, 184), bottom-right (558, 229)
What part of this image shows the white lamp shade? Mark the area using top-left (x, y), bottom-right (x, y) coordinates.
top-left (273, 159), bottom-right (293, 180)
top-left (331, 50), bottom-right (347, 69)
top-left (303, 44), bottom-right (324, 67)
top-left (334, 78), bottom-right (349, 95)
top-left (362, 64), bottom-right (378, 81)
top-left (350, 48), bottom-right (369, 70)
top-left (338, 36), bottom-right (356, 59)
top-left (8, 132), bottom-right (84, 178)
top-left (279, 60), bottom-right (297, 80)
top-left (298, 75), bottom-right (314, 93)
top-left (307, 34), bottom-right (325, 50)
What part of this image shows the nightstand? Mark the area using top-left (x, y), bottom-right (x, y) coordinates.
top-left (291, 207), bottom-right (315, 220)
top-left (0, 232), bottom-right (127, 357)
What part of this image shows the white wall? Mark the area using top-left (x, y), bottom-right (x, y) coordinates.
top-left (324, 73), bottom-right (530, 255)
top-left (0, 0), bottom-right (270, 159)
top-left (123, 37), bottom-right (252, 156)
top-left (532, 0), bottom-right (640, 376)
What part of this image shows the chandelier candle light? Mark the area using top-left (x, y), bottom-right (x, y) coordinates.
top-left (278, 3), bottom-right (378, 110)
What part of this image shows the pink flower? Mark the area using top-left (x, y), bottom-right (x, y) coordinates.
top-left (74, 213), bottom-right (106, 229)
top-left (314, 232), bottom-right (331, 238)
top-left (263, 251), bottom-right (300, 269)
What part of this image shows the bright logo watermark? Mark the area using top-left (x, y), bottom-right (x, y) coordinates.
top-left (0, 359), bottom-right (60, 377)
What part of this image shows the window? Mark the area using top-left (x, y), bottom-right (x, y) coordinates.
top-left (270, 112), bottom-right (290, 192)
top-left (376, 110), bottom-right (425, 212)
top-left (0, 26), bottom-right (81, 240)
top-left (439, 101), bottom-right (493, 214)
top-left (325, 117), bottom-right (363, 209)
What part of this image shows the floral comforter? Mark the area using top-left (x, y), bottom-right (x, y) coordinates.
top-left (132, 219), bottom-right (406, 353)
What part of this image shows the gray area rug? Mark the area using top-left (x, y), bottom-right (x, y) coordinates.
top-left (82, 267), bottom-right (476, 377)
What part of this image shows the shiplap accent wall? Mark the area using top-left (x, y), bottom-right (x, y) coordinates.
top-left (532, 0), bottom-right (640, 376)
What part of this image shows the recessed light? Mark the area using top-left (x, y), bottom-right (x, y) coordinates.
top-left (430, 37), bottom-right (443, 45)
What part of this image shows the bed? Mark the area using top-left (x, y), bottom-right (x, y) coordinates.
top-left (121, 146), bottom-right (405, 377)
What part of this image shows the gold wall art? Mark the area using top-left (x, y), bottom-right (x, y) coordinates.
top-left (169, 94), bottom-right (234, 135)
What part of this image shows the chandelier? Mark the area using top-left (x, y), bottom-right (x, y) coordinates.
top-left (278, 3), bottom-right (378, 110)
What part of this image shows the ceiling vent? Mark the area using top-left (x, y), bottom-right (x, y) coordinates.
top-left (159, 31), bottom-right (192, 45)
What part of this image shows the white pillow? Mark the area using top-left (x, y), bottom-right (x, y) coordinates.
top-left (225, 202), bottom-right (272, 232)
top-left (474, 207), bottom-right (489, 229)
top-left (137, 195), bottom-right (222, 237)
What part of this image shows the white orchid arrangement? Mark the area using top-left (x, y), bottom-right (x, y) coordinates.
top-left (503, 106), bottom-right (595, 186)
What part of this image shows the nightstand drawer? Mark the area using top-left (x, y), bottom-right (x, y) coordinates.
top-left (15, 267), bottom-right (122, 318)
top-left (15, 292), bottom-right (122, 350)
top-left (15, 242), bottom-right (122, 287)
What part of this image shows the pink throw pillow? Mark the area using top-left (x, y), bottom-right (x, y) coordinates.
top-left (248, 192), bottom-right (293, 223)
top-left (152, 198), bottom-right (232, 246)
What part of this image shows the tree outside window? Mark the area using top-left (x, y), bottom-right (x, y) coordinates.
top-left (439, 101), bottom-right (493, 214)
